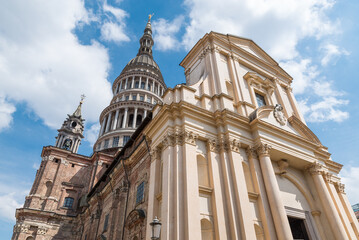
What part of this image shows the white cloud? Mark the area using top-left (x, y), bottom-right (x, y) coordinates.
top-left (0, 95), bottom-right (16, 131)
top-left (182, 0), bottom-right (337, 61)
top-left (100, 2), bottom-right (129, 44)
top-left (153, 16), bottom-right (185, 51)
top-left (101, 21), bottom-right (130, 43)
top-left (0, 192), bottom-right (23, 222)
top-left (85, 123), bottom-right (101, 147)
top-left (341, 166), bottom-right (359, 205)
top-left (321, 43), bottom-right (349, 66)
top-left (103, 1), bottom-right (128, 21)
top-left (0, 0), bottom-right (113, 129)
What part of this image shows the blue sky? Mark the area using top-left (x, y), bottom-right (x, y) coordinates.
top-left (1, 0), bottom-right (359, 238)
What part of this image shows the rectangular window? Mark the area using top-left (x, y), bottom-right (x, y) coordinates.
top-left (141, 82), bottom-right (145, 89)
top-left (288, 217), bottom-right (310, 240)
top-left (136, 182), bottom-right (145, 204)
top-left (135, 81), bottom-right (139, 88)
top-left (125, 95), bottom-right (129, 101)
top-left (132, 94), bottom-right (137, 100)
top-left (123, 136), bottom-right (130, 146)
top-left (140, 95), bottom-right (144, 101)
top-left (103, 214), bottom-right (110, 232)
top-left (63, 197), bottom-right (74, 208)
top-left (104, 139), bottom-right (109, 148)
top-left (147, 97), bottom-right (152, 103)
top-left (112, 137), bottom-right (119, 147)
top-left (255, 92), bottom-right (266, 107)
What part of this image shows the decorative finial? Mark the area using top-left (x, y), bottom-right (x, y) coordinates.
top-left (148, 13), bottom-right (154, 21)
top-left (80, 94), bottom-right (86, 104)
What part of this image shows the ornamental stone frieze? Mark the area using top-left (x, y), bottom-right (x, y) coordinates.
top-left (37, 227), bottom-right (48, 235)
top-left (160, 130), bottom-right (198, 148)
top-left (207, 136), bottom-right (241, 153)
top-left (13, 223), bottom-right (30, 233)
top-left (256, 144), bottom-right (272, 157)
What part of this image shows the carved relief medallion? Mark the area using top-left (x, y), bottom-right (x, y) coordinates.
top-left (273, 104), bottom-right (287, 126)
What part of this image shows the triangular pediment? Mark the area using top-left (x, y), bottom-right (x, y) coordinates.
top-left (209, 32), bottom-right (292, 80)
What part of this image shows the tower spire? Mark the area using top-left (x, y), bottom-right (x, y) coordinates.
top-left (55, 95), bottom-right (85, 153)
top-left (137, 14), bottom-right (154, 58)
top-left (72, 94), bottom-right (85, 118)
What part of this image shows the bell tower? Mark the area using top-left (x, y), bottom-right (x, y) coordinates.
top-left (55, 95), bottom-right (85, 153)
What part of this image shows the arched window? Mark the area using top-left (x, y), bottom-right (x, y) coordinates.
top-left (63, 197), bottom-right (74, 208)
top-left (128, 114), bottom-right (134, 127)
top-left (136, 115), bottom-right (142, 127)
top-left (45, 181), bottom-right (52, 197)
top-left (201, 219), bottom-right (214, 240)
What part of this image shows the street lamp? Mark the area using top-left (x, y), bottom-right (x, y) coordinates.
top-left (150, 216), bottom-right (161, 240)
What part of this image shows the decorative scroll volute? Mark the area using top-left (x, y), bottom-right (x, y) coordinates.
top-left (183, 131), bottom-right (198, 145)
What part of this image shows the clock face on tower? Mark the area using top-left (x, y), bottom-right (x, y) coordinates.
top-left (63, 138), bottom-right (72, 150)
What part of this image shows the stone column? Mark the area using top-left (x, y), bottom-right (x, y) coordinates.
top-left (227, 139), bottom-right (256, 239)
top-left (326, 177), bottom-right (356, 238)
top-left (336, 183), bottom-right (359, 237)
top-left (124, 78), bottom-right (128, 89)
top-left (112, 110), bottom-right (119, 130)
top-left (145, 147), bottom-right (162, 240)
top-left (139, 76), bottom-right (142, 88)
top-left (160, 135), bottom-right (175, 240)
top-left (99, 118), bottom-right (106, 136)
top-left (144, 110), bottom-right (147, 118)
top-left (145, 77), bottom-right (149, 90)
top-left (132, 107), bottom-right (138, 128)
top-left (246, 147), bottom-right (273, 239)
top-left (119, 80), bottom-right (123, 92)
top-left (56, 135), bottom-right (63, 147)
top-left (151, 81), bottom-right (154, 92)
top-left (121, 108), bottom-right (128, 129)
top-left (131, 76), bottom-right (135, 88)
top-left (114, 83), bottom-right (119, 94)
top-left (105, 112), bottom-right (112, 133)
top-left (182, 131), bottom-right (201, 240)
top-left (207, 139), bottom-right (229, 239)
top-left (307, 162), bottom-right (348, 240)
top-left (256, 144), bottom-right (293, 240)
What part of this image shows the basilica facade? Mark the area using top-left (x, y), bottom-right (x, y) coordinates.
top-left (12, 17), bottom-right (359, 240)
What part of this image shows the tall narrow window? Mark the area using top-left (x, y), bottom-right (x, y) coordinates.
top-left (112, 137), bottom-right (119, 147)
top-left (123, 136), bottom-right (130, 146)
top-left (103, 214), bottom-right (110, 232)
top-left (135, 81), bottom-right (139, 88)
top-left (104, 139), bottom-right (109, 149)
top-left (255, 92), bottom-right (266, 107)
top-left (136, 182), bottom-right (145, 204)
top-left (141, 82), bottom-right (145, 89)
top-left (63, 197), bottom-right (74, 208)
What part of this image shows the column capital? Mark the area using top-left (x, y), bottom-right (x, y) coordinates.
top-left (150, 146), bottom-right (162, 161)
top-left (335, 182), bottom-right (346, 194)
top-left (246, 147), bottom-right (257, 159)
top-left (322, 172), bottom-right (334, 183)
top-left (306, 162), bottom-right (325, 175)
top-left (207, 138), bottom-right (220, 153)
top-left (228, 138), bottom-right (241, 153)
top-left (256, 144), bottom-right (272, 157)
